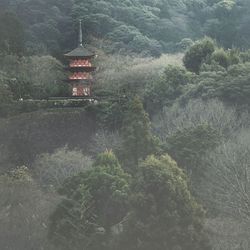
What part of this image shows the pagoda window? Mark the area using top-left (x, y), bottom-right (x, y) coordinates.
top-left (71, 84), bottom-right (91, 96)
top-left (72, 86), bottom-right (78, 96)
top-left (83, 86), bottom-right (91, 96)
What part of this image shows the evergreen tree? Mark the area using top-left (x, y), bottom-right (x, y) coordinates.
top-left (118, 154), bottom-right (211, 250)
top-left (48, 151), bottom-right (130, 250)
top-left (183, 37), bottom-right (216, 74)
top-left (167, 124), bottom-right (221, 176)
top-left (121, 96), bottom-right (157, 170)
top-left (145, 65), bottom-right (193, 114)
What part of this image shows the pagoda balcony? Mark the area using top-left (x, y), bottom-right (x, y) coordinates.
top-left (69, 72), bottom-right (93, 80)
top-left (69, 60), bottom-right (92, 67)
top-left (69, 76), bottom-right (93, 80)
top-left (66, 66), bottom-right (96, 72)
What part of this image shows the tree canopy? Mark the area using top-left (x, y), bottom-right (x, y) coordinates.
top-left (49, 151), bottom-right (130, 250)
top-left (118, 154), bottom-right (211, 250)
top-left (2, 0), bottom-right (250, 56)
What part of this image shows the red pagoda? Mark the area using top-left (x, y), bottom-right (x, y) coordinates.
top-left (64, 20), bottom-right (96, 97)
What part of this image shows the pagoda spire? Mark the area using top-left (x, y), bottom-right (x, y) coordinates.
top-left (79, 19), bottom-right (83, 47)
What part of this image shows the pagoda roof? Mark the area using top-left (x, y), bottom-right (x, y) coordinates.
top-left (64, 45), bottom-right (95, 58)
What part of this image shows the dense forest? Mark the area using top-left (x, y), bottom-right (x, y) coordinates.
top-left (0, 0), bottom-right (250, 250)
top-left (1, 0), bottom-right (250, 56)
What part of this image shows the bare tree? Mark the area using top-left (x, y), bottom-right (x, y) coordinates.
top-left (95, 53), bottom-right (183, 97)
top-left (199, 130), bottom-right (250, 220)
top-left (90, 129), bottom-right (123, 155)
top-left (197, 130), bottom-right (250, 250)
top-left (153, 98), bottom-right (249, 142)
top-left (33, 146), bottom-right (93, 189)
top-left (156, 100), bottom-right (250, 249)
top-left (205, 217), bottom-right (250, 250)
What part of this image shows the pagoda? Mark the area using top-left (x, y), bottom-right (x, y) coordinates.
top-left (64, 20), bottom-right (96, 97)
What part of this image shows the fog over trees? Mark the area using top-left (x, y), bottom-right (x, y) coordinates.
top-left (0, 0), bottom-right (250, 249)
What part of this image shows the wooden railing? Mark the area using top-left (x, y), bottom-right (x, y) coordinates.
top-left (70, 60), bottom-right (92, 67)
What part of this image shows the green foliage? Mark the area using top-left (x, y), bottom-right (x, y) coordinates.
top-left (0, 11), bottom-right (25, 55)
top-left (90, 129), bottom-right (123, 155)
top-left (181, 62), bottom-right (250, 106)
top-left (176, 38), bottom-right (194, 51)
top-left (227, 48), bottom-right (241, 65)
top-left (118, 154), bottom-right (211, 250)
top-left (210, 48), bottom-right (230, 68)
top-left (0, 55), bottom-right (67, 100)
top-left (121, 96), bottom-right (157, 169)
top-left (3, 0), bottom-right (74, 56)
top-left (187, 0), bottom-right (249, 49)
top-left (106, 25), bottom-right (162, 56)
top-left (200, 60), bottom-right (227, 73)
top-left (0, 71), bottom-right (13, 104)
top-left (7, 166), bottom-right (33, 182)
top-left (0, 166), bottom-right (57, 250)
top-left (87, 99), bottom-right (129, 131)
top-left (240, 49), bottom-right (250, 63)
top-left (2, 0), bottom-right (250, 56)
top-left (183, 37), bottom-right (216, 73)
top-left (145, 65), bottom-right (193, 113)
top-left (2, 2), bottom-right (250, 250)
top-left (49, 151), bottom-right (130, 250)
top-left (203, 1), bottom-right (240, 48)
top-left (166, 124), bottom-right (221, 175)
top-left (208, 48), bottom-right (240, 69)
top-left (71, 0), bottom-right (194, 55)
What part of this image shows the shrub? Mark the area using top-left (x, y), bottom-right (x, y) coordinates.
top-left (183, 37), bottom-right (216, 73)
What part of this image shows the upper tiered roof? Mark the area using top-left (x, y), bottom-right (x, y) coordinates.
top-left (64, 46), bottom-right (95, 58)
top-left (64, 20), bottom-right (95, 58)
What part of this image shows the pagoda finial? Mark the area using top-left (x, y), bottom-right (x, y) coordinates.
top-left (79, 19), bottom-right (83, 47)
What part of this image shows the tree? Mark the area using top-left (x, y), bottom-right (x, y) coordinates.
top-left (210, 48), bottom-right (230, 68)
top-left (166, 124), bottom-right (221, 177)
top-left (120, 96), bottom-right (157, 169)
top-left (90, 129), bottom-right (123, 155)
top-left (144, 65), bottom-right (193, 113)
top-left (196, 130), bottom-right (250, 249)
top-left (0, 11), bottom-right (25, 55)
top-left (183, 37), bottom-right (216, 74)
top-left (0, 55), bottom-right (67, 100)
top-left (0, 166), bottom-right (58, 250)
top-left (117, 154), bottom-right (211, 250)
top-left (33, 146), bottom-right (93, 189)
top-left (153, 98), bottom-right (244, 141)
top-left (203, 0), bottom-right (243, 49)
top-left (207, 48), bottom-right (240, 69)
top-left (176, 38), bottom-right (194, 52)
top-left (180, 62), bottom-right (250, 106)
top-left (198, 130), bottom-right (250, 221)
top-left (205, 217), bottom-right (250, 250)
top-left (22, 55), bottom-right (67, 99)
top-left (0, 71), bottom-right (13, 105)
top-left (95, 53), bottom-right (183, 104)
top-left (48, 151), bottom-right (131, 250)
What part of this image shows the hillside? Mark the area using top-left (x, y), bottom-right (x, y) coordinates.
top-left (0, 1), bottom-right (250, 250)
top-left (1, 0), bottom-right (250, 56)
